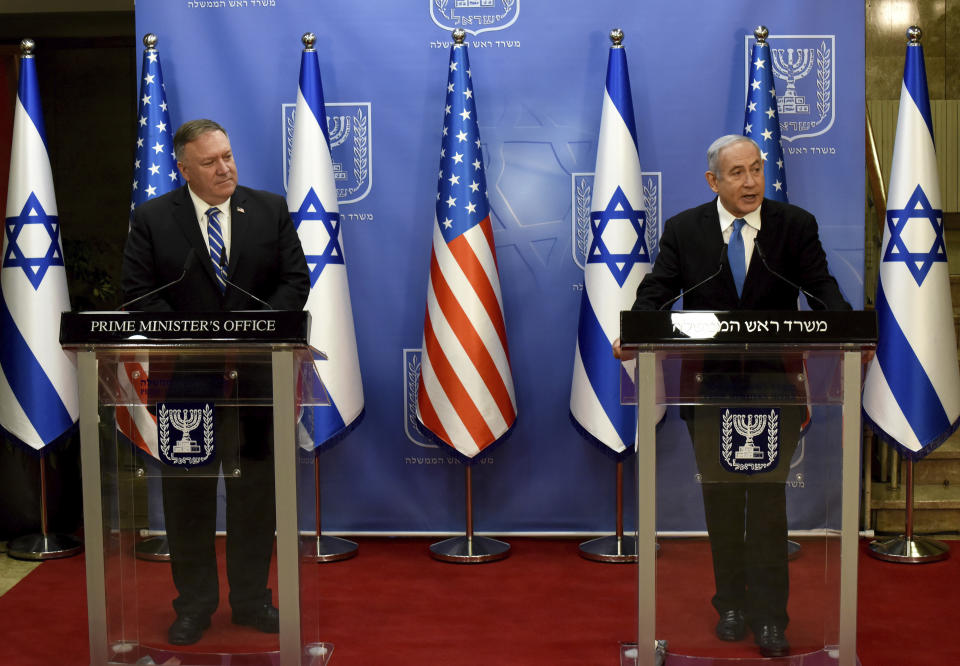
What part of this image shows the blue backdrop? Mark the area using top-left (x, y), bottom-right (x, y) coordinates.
top-left (136, 1), bottom-right (865, 533)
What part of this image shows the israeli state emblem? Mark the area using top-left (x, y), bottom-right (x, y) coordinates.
top-left (430, 0), bottom-right (519, 36)
top-left (158, 402), bottom-right (215, 468)
top-left (282, 102), bottom-right (372, 204)
top-left (744, 34), bottom-right (835, 142)
top-left (720, 408), bottom-right (780, 474)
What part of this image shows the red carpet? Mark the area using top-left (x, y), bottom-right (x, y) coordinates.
top-left (0, 537), bottom-right (957, 665)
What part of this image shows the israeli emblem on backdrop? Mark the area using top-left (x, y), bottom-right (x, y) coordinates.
top-left (430, 0), bottom-right (519, 35)
top-left (720, 408), bottom-right (780, 474)
top-left (402, 348), bottom-right (438, 448)
top-left (158, 402), bottom-right (215, 468)
top-left (571, 172), bottom-right (662, 269)
top-left (744, 35), bottom-right (835, 142)
top-left (282, 102), bottom-right (372, 204)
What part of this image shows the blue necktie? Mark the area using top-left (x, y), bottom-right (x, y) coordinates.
top-left (729, 218), bottom-right (746, 298)
top-left (206, 207), bottom-right (226, 293)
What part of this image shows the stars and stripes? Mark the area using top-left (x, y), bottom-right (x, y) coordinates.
top-left (287, 37), bottom-right (364, 447)
top-left (744, 32), bottom-right (788, 202)
top-left (117, 36), bottom-right (181, 458)
top-left (570, 32), bottom-right (655, 458)
top-left (416, 39), bottom-right (516, 459)
top-left (863, 32), bottom-right (960, 459)
top-left (130, 37), bottom-right (180, 218)
top-left (0, 43), bottom-right (78, 450)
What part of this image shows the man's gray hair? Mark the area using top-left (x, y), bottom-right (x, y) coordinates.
top-left (706, 135), bottom-right (761, 174)
top-left (174, 119), bottom-right (229, 162)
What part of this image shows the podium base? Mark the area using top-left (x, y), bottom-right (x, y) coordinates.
top-left (301, 535), bottom-right (358, 563)
top-left (429, 535), bottom-right (510, 563)
top-left (7, 533), bottom-right (82, 560)
top-left (135, 535), bottom-right (171, 561)
top-left (868, 535), bottom-right (950, 563)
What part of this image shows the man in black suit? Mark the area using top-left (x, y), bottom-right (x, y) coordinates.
top-left (122, 119), bottom-right (310, 645)
top-left (616, 135), bottom-right (850, 657)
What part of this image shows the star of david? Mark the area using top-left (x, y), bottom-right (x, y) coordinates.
top-left (4, 192), bottom-right (64, 290)
top-left (586, 186), bottom-right (648, 287)
top-left (883, 184), bottom-right (946, 286)
top-left (290, 188), bottom-right (343, 287)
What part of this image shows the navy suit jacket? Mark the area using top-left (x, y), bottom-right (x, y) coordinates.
top-left (121, 184), bottom-right (309, 312)
top-left (632, 197), bottom-right (850, 313)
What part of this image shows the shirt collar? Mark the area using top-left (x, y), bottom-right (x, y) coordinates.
top-left (187, 185), bottom-right (231, 224)
top-left (716, 197), bottom-right (762, 233)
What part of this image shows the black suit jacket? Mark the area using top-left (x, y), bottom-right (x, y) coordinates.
top-left (632, 197), bottom-right (850, 313)
top-left (121, 184), bottom-right (309, 312)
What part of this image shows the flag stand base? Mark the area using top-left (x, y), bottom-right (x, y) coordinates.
top-left (580, 461), bottom-right (642, 563)
top-left (135, 535), bottom-right (170, 561)
top-left (429, 465), bottom-right (509, 563)
top-left (8, 452), bottom-right (82, 560)
top-left (8, 532), bottom-right (82, 560)
top-left (867, 459), bottom-right (950, 563)
top-left (302, 535), bottom-right (358, 563)
top-left (868, 534), bottom-right (949, 563)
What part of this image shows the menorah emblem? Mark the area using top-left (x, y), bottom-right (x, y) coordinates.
top-left (772, 47), bottom-right (814, 115)
top-left (327, 115), bottom-right (350, 149)
top-left (169, 408), bottom-right (203, 454)
top-left (732, 413), bottom-right (767, 460)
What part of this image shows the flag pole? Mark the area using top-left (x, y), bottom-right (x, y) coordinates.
top-left (868, 457), bottom-right (949, 562)
top-left (429, 463), bottom-right (510, 563)
top-left (8, 448), bottom-right (82, 560)
top-left (579, 459), bottom-right (638, 562)
top-left (302, 450), bottom-right (357, 562)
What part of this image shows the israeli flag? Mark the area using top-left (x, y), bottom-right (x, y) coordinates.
top-left (287, 38), bottom-right (364, 447)
top-left (863, 34), bottom-right (960, 459)
top-left (0, 46), bottom-right (78, 450)
top-left (570, 33), bottom-right (659, 458)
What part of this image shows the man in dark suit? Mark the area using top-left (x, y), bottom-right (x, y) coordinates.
top-left (617, 135), bottom-right (850, 658)
top-left (122, 119), bottom-right (310, 645)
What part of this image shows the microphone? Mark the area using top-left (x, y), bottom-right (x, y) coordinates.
top-left (753, 241), bottom-right (828, 310)
top-left (120, 249), bottom-right (196, 311)
top-left (658, 244), bottom-right (728, 311)
top-left (219, 253), bottom-right (273, 310)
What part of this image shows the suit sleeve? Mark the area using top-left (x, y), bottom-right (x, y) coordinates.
top-left (632, 216), bottom-right (684, 311)
top-left (263, 200), bottom-right (310, 311)
top-left (794, 213), bottom-right (851, 311)
top-left (121, 209), bottom-right (174, 312)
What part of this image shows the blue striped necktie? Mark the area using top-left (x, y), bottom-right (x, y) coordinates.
top-left (206, 206), bottom-right (226, 293)
top-left (729, 218), bottom-right (746, 297)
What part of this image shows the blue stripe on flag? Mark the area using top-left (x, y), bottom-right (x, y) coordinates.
top-left (17, 56), bottom-right (47, 148)
top-left (904, 45), bottom-right (934, 140)
top-left (605, 48), bottom-right (637, 149)
top-left (577, 295), bottom-right (635, 455)
top-left (0, 297), bottom-right (73, 444)
top-left (875, 281), bottom-right (951, 446)
top-left (299, 51), bottom-right (330, 144)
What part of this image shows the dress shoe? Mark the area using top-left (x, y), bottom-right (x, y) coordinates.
top-left (715, 609), bottom-right (746, 641)
top-left (755, 623), bottom-right (789, 657)
top-left (232, 602), bottom-right (280, 633)
top-left (168, 613), bottom-right (210, 645)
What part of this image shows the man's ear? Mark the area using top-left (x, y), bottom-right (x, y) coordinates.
top-left (705, 171), bottom-right (719, 193)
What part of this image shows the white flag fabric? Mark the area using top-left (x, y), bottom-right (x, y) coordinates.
top-left (287, 42), bottom-right (364, 447)
top-left (863, 37), bottom-right (960, 458)
top-left (570, 36), bottom-right (657, 457)
top-left (0, 48), bottom-right (78, 450)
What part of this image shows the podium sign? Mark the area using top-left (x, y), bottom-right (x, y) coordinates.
top-left (620, 311), bottom-right (875, 666)
top-left (62, 311), bottom-right (329, 666)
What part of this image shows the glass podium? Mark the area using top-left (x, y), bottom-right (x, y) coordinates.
top-left (619, 310), bottom-right (875, 666)
top-left (61, 311), bottom-right (331, 666)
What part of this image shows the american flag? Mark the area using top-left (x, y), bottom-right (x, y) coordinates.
top-left (863, 29), bottom-right (960, 458)
top-left (744, 28), bottom-right (788, 203)
top-left (0, 41), bottom-right (77, 450)
top-left (117, 35), bottom-right (181, 458)
top-left (416, 37), bottom-right (517, 459)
